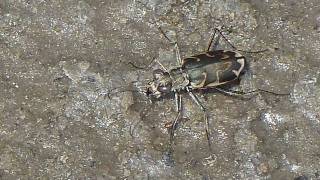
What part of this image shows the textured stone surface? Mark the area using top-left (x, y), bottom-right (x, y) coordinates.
top-left (1, 0), bottom-right (319, 179)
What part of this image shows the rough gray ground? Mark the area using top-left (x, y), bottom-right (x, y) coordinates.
top-left (1, 0), bottom-right (320, 179)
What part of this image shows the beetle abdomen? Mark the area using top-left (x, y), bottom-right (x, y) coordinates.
top-left (183, 50), bottom-right (246, 88)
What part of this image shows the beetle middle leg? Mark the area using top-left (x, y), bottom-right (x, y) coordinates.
top-left (169, 92), bottom-right (182, 144)
top-left (186, 87), bottom-right (212, 150)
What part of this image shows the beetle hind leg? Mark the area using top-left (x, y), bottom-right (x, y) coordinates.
top-left (208, 28), bottom-right (269, 54)
top-left (213, 87), bottom-right (290, 97)
top-left (207, 28), bottom-right (221, 51)
top-left (207, 28), bottom-right (236, 52)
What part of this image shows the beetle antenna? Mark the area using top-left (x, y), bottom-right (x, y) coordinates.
top-left (107, 88), bottom-right (141, 99)
top-left (128, 57), bottom-right (156, 70)
top-left (107, 85), bottom-right (147, 99)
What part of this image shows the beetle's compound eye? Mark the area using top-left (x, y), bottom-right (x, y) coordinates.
top-left (145, 87), bottom-right (152, 96)
top-left (153, 69), bottom-right (164, 80)
top-left (157, 83), bottom-right (172, 93)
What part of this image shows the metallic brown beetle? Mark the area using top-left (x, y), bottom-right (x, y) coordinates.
top-left (145, 50), bottom-right (246, 99)
top-left (128, 28), bottom-right (286, 150)
top-left (142, 28), bottom-right (258, 149)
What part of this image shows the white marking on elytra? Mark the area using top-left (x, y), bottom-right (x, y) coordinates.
top-left (232, 58), bottom-right (245, 77)
top-left (216, 70), bottom-right (221, 83)
top-left (235, 52), bottom-right (243, 58)
top-left (192, 72), bottom-right (207, 88)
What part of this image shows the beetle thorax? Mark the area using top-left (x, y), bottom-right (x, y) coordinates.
top-left (169, 68), bottom-right (190, 91)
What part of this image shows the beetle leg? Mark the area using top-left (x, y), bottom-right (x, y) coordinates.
top-left (209, 28), bottom-right (269, 53)
top-left (213, 87), bottom-right (290, 97)
top-left (158, 26), bottom-right (175, 44)
top-left (157, 27), bottom-right (182, 66)
top-left (186, 88), bottom-right (212, 150)
top-left (174, 43), bottom-right (183, 65)
top-left (174, 92), bottom-right (182, 112)
top-left (154, 59), bottom-right (168, 72)
top-left (207, 28), bottom-right (220, 51)
top-left (213, 87), bottom-right (252, 97)
top-left (210, 28), bottom-right (237, 51)
top-left (170, 93), bottom-right (182, 143)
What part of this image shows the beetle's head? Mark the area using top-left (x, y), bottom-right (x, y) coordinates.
top-left (145, 69), bottom-right (172, 98)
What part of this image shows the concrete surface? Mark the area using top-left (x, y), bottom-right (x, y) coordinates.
top-left (1, 0), bottom-right (320, 179)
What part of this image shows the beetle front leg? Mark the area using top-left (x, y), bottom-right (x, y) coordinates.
top-left (186, 88), bottom-right (212, 150)
top-left (174, 43), bottom-right (183, 65)
top-left (157, 27), bottom-right (183, 66)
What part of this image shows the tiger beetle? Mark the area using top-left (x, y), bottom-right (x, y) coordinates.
top-left (111, 27), bottom-right (289, 150)
top-left (141, 27), bottom-right (289, 149)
